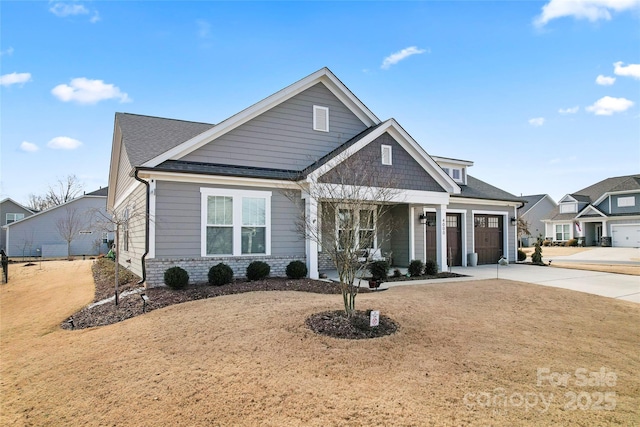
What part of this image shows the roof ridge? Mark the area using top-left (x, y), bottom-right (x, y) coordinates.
top-left (117, 112), bottom-right (215, 126)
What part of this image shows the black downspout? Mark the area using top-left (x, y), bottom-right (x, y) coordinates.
top-left (134, 169), bottom-right (150, 285)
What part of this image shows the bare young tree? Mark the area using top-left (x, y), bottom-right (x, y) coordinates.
top-left (55, 207), bottom-right (87, 259)
top-left (21, 230), bottom-right (35, 261)
top-left (91, 206), bottom-right (143, 306)
top-left (517, 217), bottom-right (531, 244)
top-left (286, 151), bottom-right (402, 317)
top-left (27, 174), bottom-right (84, 211)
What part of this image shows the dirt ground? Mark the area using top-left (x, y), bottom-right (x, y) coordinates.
top-left (1, 260), bottom-right (639, 426)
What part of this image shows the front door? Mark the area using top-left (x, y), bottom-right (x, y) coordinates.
top-left (424, 212), bottom-right (462, 266)
top-left (594, 224), bottom-right (602, 245)
top-left (474, 215), bottom-right (503, 264)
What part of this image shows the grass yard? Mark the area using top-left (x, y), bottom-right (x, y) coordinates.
top-left (1, 260), bottom-right (639, 426)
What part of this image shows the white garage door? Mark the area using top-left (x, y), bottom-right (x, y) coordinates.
top-left (611, 224), bottom-right (640, 248)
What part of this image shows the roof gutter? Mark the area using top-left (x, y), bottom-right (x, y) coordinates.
top-left (133, 168), bottom-right (149, 285)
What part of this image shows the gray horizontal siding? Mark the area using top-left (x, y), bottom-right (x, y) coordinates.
top-left (181, 83), bottom-right (368, 170)
top-left (610, 193), bottom-right (639, 215)
top-left (153, 180), bottom-right (305, 259)
top-left (116, 184), bottom-right (147, 278)
top-left (115, 127), bottom-right (137, 204)
top-left (5, 196), bottom-right (109, 257)
top-left (319, 132), bottom-right (446, 193)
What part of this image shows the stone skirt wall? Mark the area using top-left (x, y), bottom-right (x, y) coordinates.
top-left (146, 255), bottom-right (305, 287)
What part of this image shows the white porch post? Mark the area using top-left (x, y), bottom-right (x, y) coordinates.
top-left (601, 220), bottom-right (608, 237)
top-left (435, 204), bottom-right (448, 272)
top-left (409, 206), bottom-right (415, 262)
top-left (305, 195), bottom-right (319, 279)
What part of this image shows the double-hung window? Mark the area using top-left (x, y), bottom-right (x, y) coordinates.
top-left (555, 224), bottom-right (570, 241)
top-left (201, 189), bottom-right (271, 257)
top-left (336, 206), bottom-right (377, 251)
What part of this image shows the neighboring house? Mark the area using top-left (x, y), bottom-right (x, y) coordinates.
top-left (0, 198), bottom-right (35, 251)
top-left (517, 194), bottom-right (557, 246)
top-left (543, 175), bottom-right (640, 247)
top-left (107, 67), bottom-right (523, 286)
top-left (4, 188), bottom-right (111, 257)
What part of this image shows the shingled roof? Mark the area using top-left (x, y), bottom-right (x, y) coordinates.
top-left (546, 174), bottom-right (640, 221)
top-left (518, 194), bottom-right (547, 214)
top-left (457, 176), bottom-right (523, 203)
top-left (117, 113), bottom-right (215, 167)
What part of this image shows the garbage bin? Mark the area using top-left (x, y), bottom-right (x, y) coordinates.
top-left (601, 237), bottom-right (612, 247)
top-left (522, 237), bottom-right (530, 247)
top-left (468, 252), bottom-right (478, 267)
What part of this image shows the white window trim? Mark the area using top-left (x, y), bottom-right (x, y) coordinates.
top-left (381, 144), bottom-right (392, 165)
top-left (6, 213), bottom-right (25, 224)
top-left (617, 196), bottom-right (635, 207)
top-left (200, 188), bottom-right (272, 257)
top-left (313, 105), bottom-right (329, 132)
top-left (335, 205), bottom-right (378, 251)
top-left (559, 203), bottom-right (577, 214)
top-left (555, 223), bottom-right (571, 241)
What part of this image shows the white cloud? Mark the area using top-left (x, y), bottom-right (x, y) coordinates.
top-left (586, 96), bottom-right (634, 115)
top-left (20, 141), bottom-right (39, 152)
top-left (528, 117), bottom-right (545, 126)
top-left (534, 0), bottom-right (640, 27)
top-left (51, 78), bottom-right (131, 104)
top-left (381, 46), bottom-right (428, 70)
top-left (47, 136), bottom-right (83, 150)
top-left (0, 47), bottom-right (14, 56)
top-left (595, 75), bottom-right (616, 85)
top-left (613, 61), bottom-right (640, 79)
top-left (558, 106), bottom-right (580, 114)
top-left (49, 2), bottom-right (89, 17)
top-left (49, 2), bottom-right (100, 23)
top-left (0, 72), bottom-right (32, 87)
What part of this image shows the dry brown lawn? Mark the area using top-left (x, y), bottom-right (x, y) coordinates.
top-left (1, 260), bottom-right (639, 426)
top-left (521, 246), bottom-right (640, 275)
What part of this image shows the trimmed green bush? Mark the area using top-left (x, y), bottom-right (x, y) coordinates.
top-left (164, 266), bottom-right (189, 289)
top-left (368, 260), bottom-right (389, 281)
top-left (408, 259), bottom-right (424, 277)
top-left (424, 259), bottom-right (438, 276)
top-left (246, 261), bottom-right (270, 281)
top-left (208, 263), bottom-right (233, 286)
top-left (286, 260), bottom-right (307, 279)
top-left (393, 268), bottom-right (402, 278)
top-left (531, 242), bottom-right (543, 265)
top-left (517, 249), bottom-right (527, 262)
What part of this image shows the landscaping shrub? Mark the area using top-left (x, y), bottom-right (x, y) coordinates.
top-left (393, 268), bottom-right (402, 278)
top-left (542, 239), bottom-right (552, 247)
top-left (517, 249), bottom-right (527, 262)
top-left (566, 238), bottom-right (578, 247)
top-left (246, 261), bottom-right (270, 281)
top-left (424, 259), bottom-right (438, 276)
top-left (408, 259), bottom-right (424, 277)
top-left (531, 242), bottom-right (543, 265)
top-left (208, 263), bottom-right (233, 286)
top-left (368, 260), bottom-right (389, 281)
top-left (285, 260), bottom-right (307, 279)
top-left (164, 266), bottom-right (189, 289)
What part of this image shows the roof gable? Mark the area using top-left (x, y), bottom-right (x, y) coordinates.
top-left (141, 68), bottom-right (380, 168)
top-left (307, 119), bottom-right (459, 194)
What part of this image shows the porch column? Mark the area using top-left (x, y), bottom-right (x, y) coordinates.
top-left (305, 195), bottom-right (319, 279)
top-left (435, 204), bottom-right (448, 272)
top-left (601, 220), bottom-right (608, 237)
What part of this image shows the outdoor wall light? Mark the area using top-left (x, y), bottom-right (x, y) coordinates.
top-left (419, 214), bottom-right (427, 225)
top-left (510, 217), bottom-right (517, 226)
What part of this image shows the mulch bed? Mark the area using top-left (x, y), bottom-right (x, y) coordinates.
top-left (384, 271), bottom-right (466, 282)
top-left (62, 261), bottom-right (462, 335)
top-left (306, 310), bottom-right (398, 339)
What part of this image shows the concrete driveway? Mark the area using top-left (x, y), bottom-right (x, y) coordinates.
top-left (447, 264), bottom-right (640, 303)
top-left (544, 247), bottom-right (640, 265)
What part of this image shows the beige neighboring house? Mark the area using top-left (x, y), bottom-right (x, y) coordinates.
top-left (0, 198), bottom-right (35, 251)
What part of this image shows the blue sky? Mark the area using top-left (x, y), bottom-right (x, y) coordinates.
top-left (2, 0), bottom-right (639, 206)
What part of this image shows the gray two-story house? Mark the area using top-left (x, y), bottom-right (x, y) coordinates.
top-left (0, 198), bottom-right (35, 252)
top-left (518, 194), bottom-right (556, 246)
top-left (543, 175), bottom-right (640, 247)
top-left (108, 68), bottom-right (523, 286)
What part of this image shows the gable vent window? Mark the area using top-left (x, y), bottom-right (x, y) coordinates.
top-left (617, 196), bottom-right (635, 207)
top-left (381, 145), bottom-right (392, 165)
top-left (313, 105), bottom-right (329, 132)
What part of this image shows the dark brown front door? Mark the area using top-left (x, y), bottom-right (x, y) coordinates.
top-left (446, 214), bottom-right (462, 266)
top-left (424, 213), bottom-right (462, 266)
top-left (474, 215), bottom-right (503, 264)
